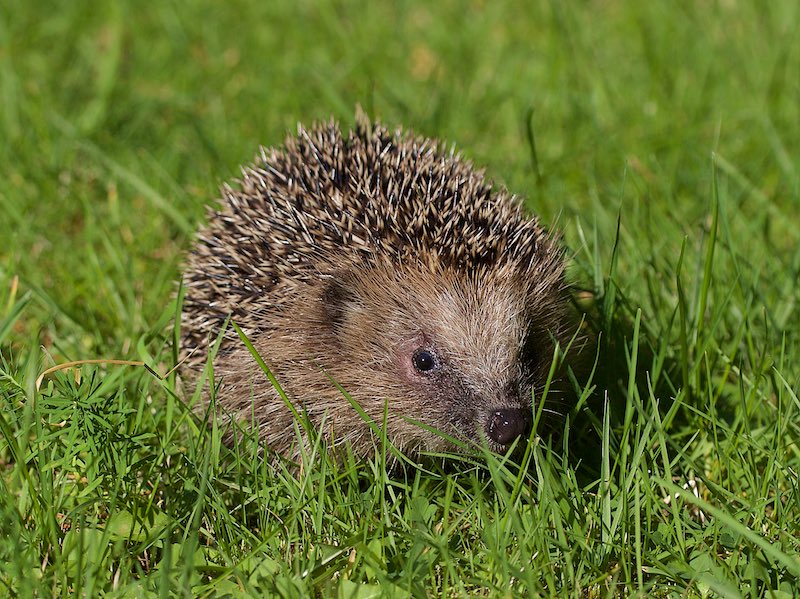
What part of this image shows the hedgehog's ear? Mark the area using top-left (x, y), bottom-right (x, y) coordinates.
top-left (321, 272), bottom-right (359, 332)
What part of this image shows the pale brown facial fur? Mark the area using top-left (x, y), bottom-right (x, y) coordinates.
top-left (181, 115), bottom-right (576, 460)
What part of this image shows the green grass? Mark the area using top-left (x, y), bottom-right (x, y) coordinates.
top-left (1, 0), bottom-right (799, 595)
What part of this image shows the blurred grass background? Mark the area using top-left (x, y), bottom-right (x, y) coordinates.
top-left (1, 0), bottom-right (798, 596)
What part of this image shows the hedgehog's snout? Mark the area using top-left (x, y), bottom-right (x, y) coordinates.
top-left (485, 408), bottom-right (531, 447)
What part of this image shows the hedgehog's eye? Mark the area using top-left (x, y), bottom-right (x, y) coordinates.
top-left (412, 349), bottom-right (438, 373)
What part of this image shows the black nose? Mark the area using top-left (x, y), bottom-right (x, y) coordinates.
top-left (486, 409), bottom-right (531, 446)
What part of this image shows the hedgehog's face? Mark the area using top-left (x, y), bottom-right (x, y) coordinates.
top-left (320, 261), bottom-right (570, 455)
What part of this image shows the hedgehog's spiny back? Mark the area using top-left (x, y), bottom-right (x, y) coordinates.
top-left (240, 120), bottom-right (550, 272)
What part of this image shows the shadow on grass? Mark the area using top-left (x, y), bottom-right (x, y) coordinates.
top-left (565, 287), bottom-right (684, 485)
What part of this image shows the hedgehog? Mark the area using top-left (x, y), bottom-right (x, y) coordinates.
top-left (180, 113), bottom-right (579, 461)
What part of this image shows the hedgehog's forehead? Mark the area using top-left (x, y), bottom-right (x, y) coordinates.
top-left (366, 258), bottom-right (531, 316)
top-left (366, 263), bottom-right (531, 372)
top-left (432, 274), bottom-right (528, 372)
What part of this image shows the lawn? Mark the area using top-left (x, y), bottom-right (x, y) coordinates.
top-left (1, 0), bottom-right (799, 596)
